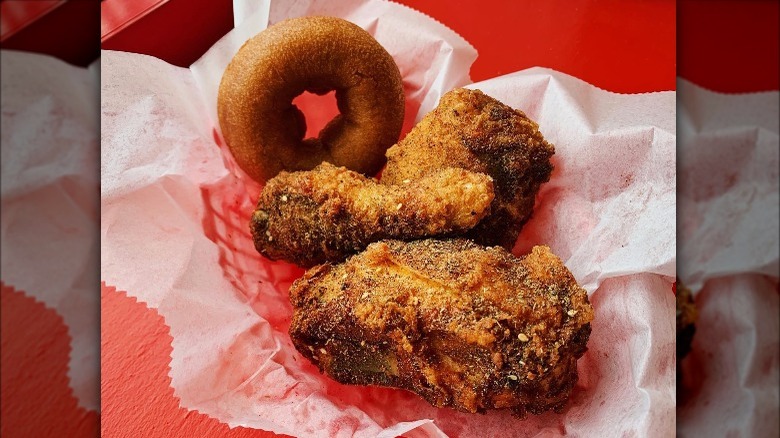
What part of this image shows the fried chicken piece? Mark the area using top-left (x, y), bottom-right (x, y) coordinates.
top-left (289, 239), bottom-right (593, 416)
top-left (676, 281), bottom-right (697, 360)
top-left (251, 163), bottom-right (494, 267)
top-left (382, 88), bottom-right (555, 249)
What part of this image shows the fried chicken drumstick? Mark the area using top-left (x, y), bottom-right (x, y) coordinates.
top-left (383, 88), bottom-right (555, 248)
top-left (251, 163), bottom-right (494, 267)
top-left (250, 88), bottom-right (552, 266)
top-left (289, 239), bottom-right (593, 416)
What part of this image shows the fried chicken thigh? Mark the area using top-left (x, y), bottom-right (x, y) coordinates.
top-left (251, 163), bottom-right (494, 267)
top-left (289, 239), bottom-right (593, 416)
top-left (383, 88), bottom-right (555, 249)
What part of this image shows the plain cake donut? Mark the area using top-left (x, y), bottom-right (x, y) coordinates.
top-left (217, 16), bottom-right (405, 183)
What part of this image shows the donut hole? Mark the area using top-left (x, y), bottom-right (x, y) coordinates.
top-left (292, 90), bottom-right (340, 140)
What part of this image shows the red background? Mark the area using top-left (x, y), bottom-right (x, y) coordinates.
top-left (100, 0), bottom-right (678, 93)
top-left (1, 0), bottom-right (99, 67)
top-left (99, 0), bottom-right (780, 93)
top-left (678, 0), bottom-right (779, 93)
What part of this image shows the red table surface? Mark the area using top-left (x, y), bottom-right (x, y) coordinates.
top-left (0, 0), bottom-right (99, 67)
top-left (101, 0), bottom-right (677, 92)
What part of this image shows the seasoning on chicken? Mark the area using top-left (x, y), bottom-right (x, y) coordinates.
top-left (289, 239), bottom-right (593, 416)
top-left (251, 163), bottom-right (494, 267)
top-left (382, 88), bottom-right (555, 249)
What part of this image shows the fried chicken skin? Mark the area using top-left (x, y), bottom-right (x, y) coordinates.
top-left (382, 88), bottom-right (555, 249)
top-left (251, 163), bottom-right (494, 267)
top-left (289, 239), bottom-right (593, 416)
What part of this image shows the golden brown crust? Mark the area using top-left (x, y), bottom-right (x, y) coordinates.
top-left (251, 163), bottom-right (494, 267)
top-left (218, 16), bottom-right (405, 182)
top-left (289, 239), bottom-right (593, 415)
top-left (383, 88), bottom-right (555, 248)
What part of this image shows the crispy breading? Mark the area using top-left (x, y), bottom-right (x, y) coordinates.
top-left (289, 239), bottom-right (593, 416)
top-left (251, 163), bottom-right (494, 267)
top-left (383, 88), bottom-right (555, 249)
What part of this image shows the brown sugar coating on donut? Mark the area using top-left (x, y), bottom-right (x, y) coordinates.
top-left (218, 16), bottom-right (405, 182)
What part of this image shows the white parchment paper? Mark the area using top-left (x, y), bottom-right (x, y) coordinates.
top-left (101, 0), bottom-right (676, 436)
